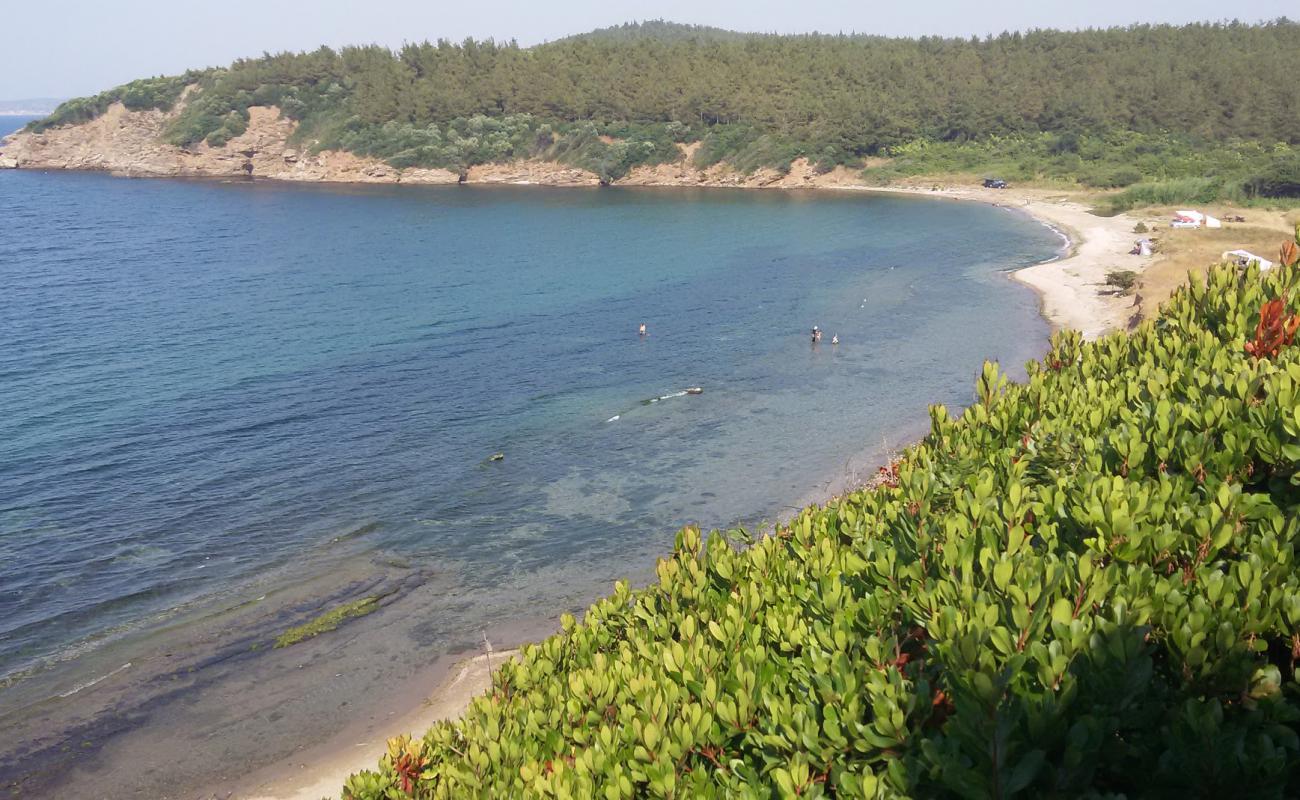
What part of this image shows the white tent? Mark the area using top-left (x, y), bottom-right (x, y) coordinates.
top-left (1172, 209), bottom-right (1223, 229)
top-left (1223, 249), bottom-right (1275, 271)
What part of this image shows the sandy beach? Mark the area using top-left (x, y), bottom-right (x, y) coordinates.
top-left (227, 649), bottom-right (517, 800)
top-left (2, 103), bottom-right (1144, 342)
top-left (863, 184), bottom-right (1143, 339)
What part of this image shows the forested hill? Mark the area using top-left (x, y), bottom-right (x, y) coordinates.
top-left (24, 19), bottom-right (1300, 183)
top-left (552, 20), bottom-right (753, 43)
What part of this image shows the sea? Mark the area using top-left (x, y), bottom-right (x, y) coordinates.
top-left (0, 115), bottom-right (1061, 796)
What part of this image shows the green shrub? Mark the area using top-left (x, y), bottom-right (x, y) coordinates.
top-left (203, 111), bottom-right (249, 147)
top-left (343, 248), bottom-right (1300, 798)
top-left (1246, 153), bottom-right (1300, 199)
top-left (1105, 177), bottom-right (1232, 214)
top-left (546, 121), bottom-right (679, 182)
top-left (1080, 166), bottom-right (1144, 188)
top-left (1105, 269), bottom-right (1139, 294)
top-left (692, 124), bottom-right (762, 170)
top-left (862, 133), bottom-right (1297, 209)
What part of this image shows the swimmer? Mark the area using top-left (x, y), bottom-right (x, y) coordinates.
top-left (811, 326), bottom-right (822, 343)
top-left (638, 323), bottom-right (647, 337)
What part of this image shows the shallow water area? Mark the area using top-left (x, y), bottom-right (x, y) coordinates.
top-left (0, 116), bottom-right (1059, 796)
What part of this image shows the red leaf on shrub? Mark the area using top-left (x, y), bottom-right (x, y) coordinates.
top-left (1244, 294), bottom-right (1300, 360)
top-left (1280, 240), bottom-right (1298, 269)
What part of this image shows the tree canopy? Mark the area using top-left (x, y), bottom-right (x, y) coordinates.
top-left (30, 19), bottom-right (1300, 181)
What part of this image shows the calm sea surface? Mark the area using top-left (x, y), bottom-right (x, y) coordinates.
top-left (0, 115), bottom-right (1059, 794)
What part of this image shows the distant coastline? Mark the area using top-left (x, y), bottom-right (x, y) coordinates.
top-left (0, 100), bottom-right (61, 116)
top-left (0, 95), bottom-right (1164, 800)
top-left (0, 99), bottom-right (1143, 341)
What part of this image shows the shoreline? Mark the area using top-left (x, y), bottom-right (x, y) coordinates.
top-left (2, 160), bottom-right (1140, 799)
top-left (856, 183), bottom-right (1140, 339)
top-left (2, 161), bottom-right (1144, 340)
top-left (226, 645), bottom-right (524, 800)
top-left (2, 104), bottom-right (1138, 340)
top-left (211, 184), bottom-right (1133, 800)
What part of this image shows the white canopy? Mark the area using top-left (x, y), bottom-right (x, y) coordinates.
top-left (1223, 249), bottom-right (1274, 271)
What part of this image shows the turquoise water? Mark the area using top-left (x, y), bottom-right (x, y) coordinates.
top-left (0, 115), bottom-right (1059, 793)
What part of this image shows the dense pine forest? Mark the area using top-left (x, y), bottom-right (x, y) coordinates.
top-left (28, 20), bottom-right (1300, 195)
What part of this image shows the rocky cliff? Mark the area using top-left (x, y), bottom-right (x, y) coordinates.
top-left (0, 98), bottom-right (864, 189)
top-left (0, 101), bottom-right (460, 183)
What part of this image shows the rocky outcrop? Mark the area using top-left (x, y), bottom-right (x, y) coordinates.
top-left (0, 102), bottom-right (866, 190)
top-left (465, 161), bottom-right (601, 186)
top-left (620, 147), bottom-right (864, 189)
top-left (0, 100), bottom-right (462, 184)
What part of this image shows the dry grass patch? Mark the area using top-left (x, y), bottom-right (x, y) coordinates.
top-left (1137, 208), bottom-right (1300, 319)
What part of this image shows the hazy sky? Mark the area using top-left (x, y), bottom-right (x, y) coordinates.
top-left (1, 0), bottom-right (1293, 99)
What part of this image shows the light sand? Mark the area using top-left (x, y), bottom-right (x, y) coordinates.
top-left (228, 648), bottom-right (517, 800)
top-left (862, 184), bottom-right (1144, 339)
top-left (1009, 196), bottom-right (1140, 339)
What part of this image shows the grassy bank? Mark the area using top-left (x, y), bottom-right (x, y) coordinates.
top-left (860, 133), bottom-right (1300, 213)
top-left (341, 236), bottom-right (1300, 797)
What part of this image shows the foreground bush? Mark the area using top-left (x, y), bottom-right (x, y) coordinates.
top-left (345, 250), bottom-right (1300, 798)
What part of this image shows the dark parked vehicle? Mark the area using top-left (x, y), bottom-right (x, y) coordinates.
top-left (983, 178), bottom-right (1008, 189)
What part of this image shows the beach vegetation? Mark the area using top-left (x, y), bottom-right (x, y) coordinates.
top-left (1104, 269), bottom-right (1139, 294)
top-left (865, 133), bottom-right (1300, 210)
top-left (342, 230), bottom-right (1300, 798)
top-left (1246, 153), bottom-right (1300, 200)
top-left (1104, 177), bottom-right (1237, 214)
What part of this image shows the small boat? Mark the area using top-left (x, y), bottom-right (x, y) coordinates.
top-left (686, 387), bottom-right (703, 395)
